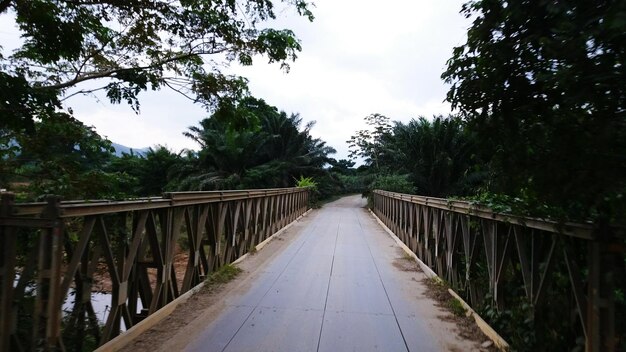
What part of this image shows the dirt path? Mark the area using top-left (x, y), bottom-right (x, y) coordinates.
top-left (122, 196), bottom-right (495, 352)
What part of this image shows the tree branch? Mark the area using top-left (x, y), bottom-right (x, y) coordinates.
top-left (163, 80), bottom-right (196, 102)
top-left (60, 86), bottom-right (108, 101)
top-left (38, 51), bottom-right (218, 91)
top-left (0, 0), bottom-right (12, 14)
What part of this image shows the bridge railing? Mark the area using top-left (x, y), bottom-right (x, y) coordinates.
top-left (371, 189), bottom-right (624, 352)
top-left (0, 188), bottom-right (309, 351)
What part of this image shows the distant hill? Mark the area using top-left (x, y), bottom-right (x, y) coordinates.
top-left (3, 139), bottom-right (150, 157)
top-left (111, 143), bottom-right (150, 156)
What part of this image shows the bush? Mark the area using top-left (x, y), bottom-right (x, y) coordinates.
top-left (336, 174), bottom-right (368, 194)
top-left (367, 174), bottom-right (415, 195)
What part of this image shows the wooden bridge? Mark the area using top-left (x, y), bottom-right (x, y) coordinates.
top-left (0, 189), bottom-right (622, 351)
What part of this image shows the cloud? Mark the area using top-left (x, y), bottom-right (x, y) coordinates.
top-left (230, 0), bottom-right (471, 159)
top-left (69, 90), bottom-right (206, 151)
top-left (2, 0), bottom-right (472, 161)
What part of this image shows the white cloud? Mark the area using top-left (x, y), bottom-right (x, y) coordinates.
top-left (230, 0), bottom-right (471, 159)
top-left (3, 0), bottom-right (472, 161)
top-left (69, 90), bottom-right (206, 151)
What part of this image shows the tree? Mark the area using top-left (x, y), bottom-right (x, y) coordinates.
top-left (10, 112), bottom-right (128, 200)
top-left (180, 97), bottom-right (335, 190)
top-left (184, 115), bottom-right (268, 189)
top-left (107, 145), bottom-right (183, 196)
top-left (382, 116), bottom-right (484, 197)
top-left (442, 0), bottom-right (626, 221)
top-left (347, 113), bottom-right (392, 171)
top-left (0, 0), bottom-right (314, 131)
top-left (328, 158), bottom-right (356, 175)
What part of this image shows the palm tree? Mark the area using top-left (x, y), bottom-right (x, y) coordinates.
top-left (382, 116), bottom-right (484, 197)
top-left (180, 97), bottom-right (335, 190)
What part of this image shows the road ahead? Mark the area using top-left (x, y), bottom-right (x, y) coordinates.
top-left (180, 195), bottom-right (480, 352)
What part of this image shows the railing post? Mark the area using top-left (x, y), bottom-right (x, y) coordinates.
top-left (33, 195), bottom-right (64, 351)
top-left (0, 192), bottom-right (17, 352)
top-left (1, 188), bottom-right (311, 348)
top-left (586, 225), bottom-right (617, 352)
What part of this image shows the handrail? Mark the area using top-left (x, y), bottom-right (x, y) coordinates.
top-left (371, 189), bottom-right (621, 352)
top-left (0, 187), bottom-right (310, 351)
top-left (373, 190), bottom-right (595, 239)
top-left (9, 188), bottom-right (307, 217)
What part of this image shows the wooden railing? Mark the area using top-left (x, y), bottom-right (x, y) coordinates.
top-left (0, 188), bottom-right (309, 351)
top-left (371, 190), bottom-right (624, 352)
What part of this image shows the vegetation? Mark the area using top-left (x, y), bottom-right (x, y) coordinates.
top-left (176, 97), bottom-right (336, 191)
top-left (347, 114), bottom-right (483, 201)
top-left (342, 1), bottom-right (625, 350)
top-left (1, 0), bottom-right (623, 350)
top-left (0, 0), bottom-right (313, 134)
top-left (442, 0), bottom-right (626, 223)
top-left (204, 264), bottom-right (242, 286)
top-left (347, 113), bottom-right (392, 172)
top-left (7, 112), bottom-right (131, 200)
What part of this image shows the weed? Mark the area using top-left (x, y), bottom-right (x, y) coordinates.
top-left (448, 297), bottom-right (467, 317)
top-left (402, 251), bottom-right (416, 262)
top-left (205, 264), bottom-right (242, 286)
top-left (248, 244), bottom-right (257, 254)
top-left (424, 277), bottom-right (465, 316)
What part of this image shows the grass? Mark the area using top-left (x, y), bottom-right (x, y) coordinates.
top-left (402, 251), bottom-right (417, 262)
top-left (447, 296), bottom-right (467, 317)
top-left (248, 243), bottom-right (258, 254)
top-left (424, 277), bottom-right (467, 317)
top-left (205, 264), bottom-right (242, 286)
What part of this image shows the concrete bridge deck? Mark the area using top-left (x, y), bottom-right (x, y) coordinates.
top-left (156, 196), bottom-right (481, 352)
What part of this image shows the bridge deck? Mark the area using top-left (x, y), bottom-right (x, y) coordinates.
top-left (182, 195), bottom-right (478, 352)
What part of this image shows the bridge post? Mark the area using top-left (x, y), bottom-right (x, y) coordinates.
top-left (0, 192), bottom-right (17, 352)
top-left (34, 196), bottom-right (64, 351)
top-left (586, 224), bottom-right (617, 352)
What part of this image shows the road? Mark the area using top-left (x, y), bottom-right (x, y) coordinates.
top-left (162, 195), bottom-right (482, 352)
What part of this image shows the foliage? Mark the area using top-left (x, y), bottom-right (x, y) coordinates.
top-left (295, 175), bottom-right (320, 206)
top-left (0, 129), bottom-right (20, 189)
top-left (106, 146), bottom-right (183, 196)
top-left (347, 114), bottom-right (485, 199)
top-left (366, 174), bottom-right (415, 196)
top-left (328, 158), bottom-right (356, 175)
top-left (8, 112), bottom-right (130, 200)
top-left (205, 264), bottom-right (242, 286)
top-left (347, 113), bottom-right (392, 171)
top-left (180, 97), bottom-right (336, 191)
top-left (295, 175), bottom-right (317, 190)
top-left (0, 0), bottom-right (314, 131)
top-left (479, 296), bottom-right (538, 351)
top-left (336, 174), bottom-right (369, 194)
top-left (465, 191), bottom-right (568, 220)
top-left (381, 115), bottom-right (485, 197)
top-left (442, 0), bottom-right (626, 222)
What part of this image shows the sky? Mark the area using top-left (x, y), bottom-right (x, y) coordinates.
top-left (0, 1), bottom-right (472, 161)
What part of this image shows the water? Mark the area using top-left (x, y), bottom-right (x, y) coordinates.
top-left (14, 273), bottom-right (141, 331)
top-left (62, 292), bottom-right (144, 331)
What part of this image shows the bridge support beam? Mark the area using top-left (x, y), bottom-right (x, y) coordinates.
top-left (0, 188), bottom-right (309, 350)
top-left (371, 189), bottom-right (623, 352)
top-left (586, 233), bottom-right (617, 352)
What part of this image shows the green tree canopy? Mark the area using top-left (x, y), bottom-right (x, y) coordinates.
top-left (347, 113), bottom-right (392, 171)
top-left (180, 97), bottom-right (335, 190)
top-left (10, 112), bottom-right (128, 200)
top-left (442, 0), bottom-right (626, 221)
top-left (0, 0), bottom-right (313, 131)
top-left (107, 145), bottom-right (183, 196)
top-left (381, 116), bottom-right (483, 197)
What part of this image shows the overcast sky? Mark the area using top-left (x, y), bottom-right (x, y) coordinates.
top-left (1, 1), bottom-right (472, 161)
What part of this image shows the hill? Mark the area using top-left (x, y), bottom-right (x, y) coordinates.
top-left (111, 143), bottom-right (150, 156)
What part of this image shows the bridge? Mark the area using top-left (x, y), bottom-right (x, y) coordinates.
top-left (0, 188), bottom-right (621, 351)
